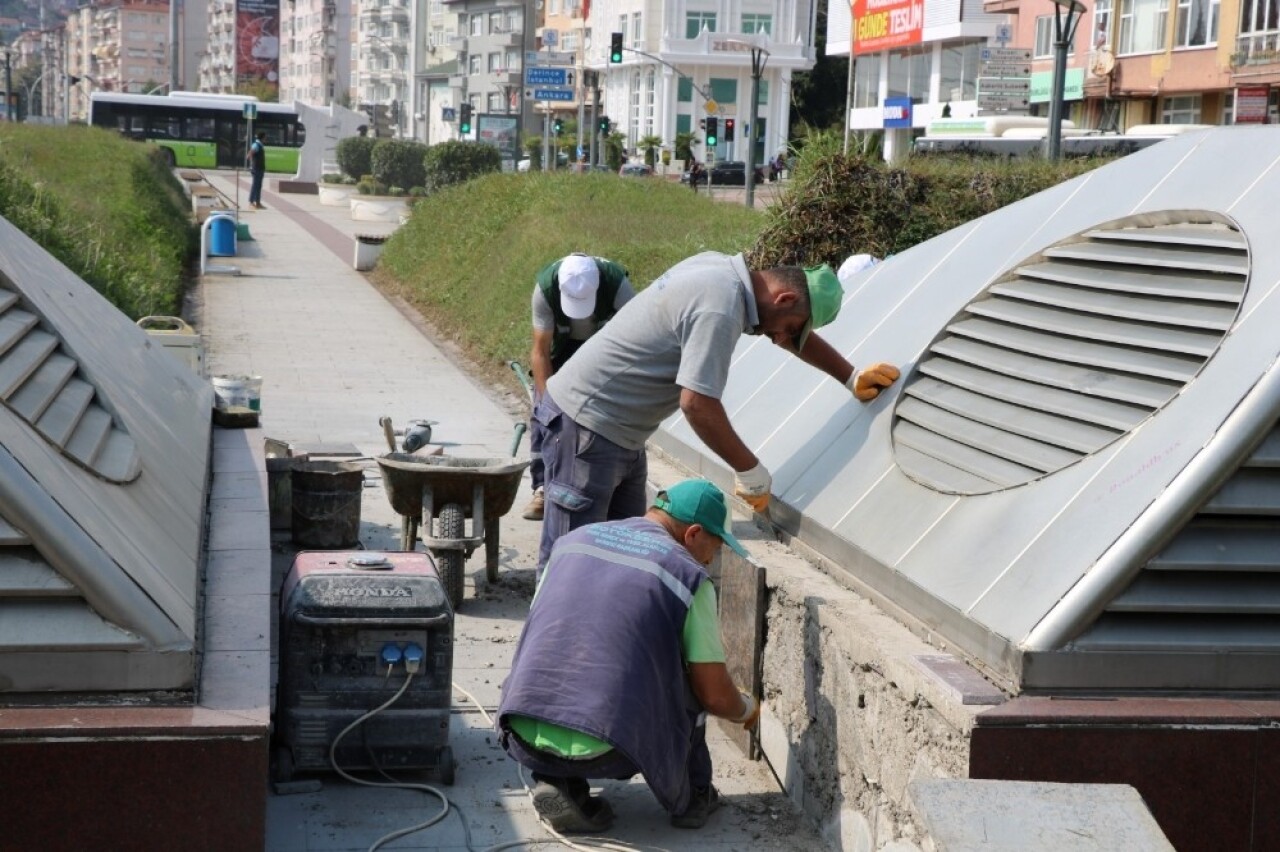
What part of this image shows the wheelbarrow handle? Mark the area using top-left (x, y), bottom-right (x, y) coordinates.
top-left (507, 360), bottom-right (535, 404)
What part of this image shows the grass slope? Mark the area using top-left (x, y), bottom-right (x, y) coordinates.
top-left (374, 171), bottom-right (764, 387)
top-left (0, 123), bottom-right (194, 318)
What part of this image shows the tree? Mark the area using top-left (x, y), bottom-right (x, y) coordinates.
top-left (238, 80), bottom-right (280, 103)
top-left (789, 1), bottom-right (848, 133)
top-left (523, 135), bottom-right (542, 170)
top-left (674, 131), bottom-right (698, 163)
top-left (637, 134), bottom-right (663, 168)
top-left (603, 131), bottom-right (625, 172)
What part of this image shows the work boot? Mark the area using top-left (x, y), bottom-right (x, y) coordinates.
top-left (521, 487), bottom-right (545, 521)
top-left (530, 774), bottom-right (615, 833)
top-left (670, 785), bottom-right (720, 829)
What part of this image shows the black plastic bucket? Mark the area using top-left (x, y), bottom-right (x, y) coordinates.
top-left (291, 461), bottom-right (364, 548)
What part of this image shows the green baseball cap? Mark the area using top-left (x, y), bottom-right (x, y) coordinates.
top-left (652, 479), bottom-right (748, 557)
top-left (794, 264), bottom-right (844, 351)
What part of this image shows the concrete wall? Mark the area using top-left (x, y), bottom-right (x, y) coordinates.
top-left (746, 539), bottom-right (987, 851)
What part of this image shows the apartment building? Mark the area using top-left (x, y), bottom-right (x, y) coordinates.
top-left (280, 0), bottom-right (352, 106)
top-left (198, 0), bottom-right (237, 92)
top-left (441, 0), bottom-right (533, 155)
top-left (412, 0), bottom-right (462, 143)
top-left (351, 0), bottom-right (412, 134)
top-left (64, 2), bottom-right (171, 120)
top-left (833, 0), bottom-right (1279, 155)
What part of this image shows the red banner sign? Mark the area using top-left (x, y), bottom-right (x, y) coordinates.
top-left (1235, 85), bottom-right (1270, 124)
top-left (852, 0), bottom-right (924, 55)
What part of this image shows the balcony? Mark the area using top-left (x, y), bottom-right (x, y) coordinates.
top-left (1231, 32), bottom-right (1280, 69)
top-left (489, 68), bottom-right (521, 87)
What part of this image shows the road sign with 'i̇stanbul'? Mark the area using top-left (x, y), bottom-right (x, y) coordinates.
top-left (852, 0), bottom-right (923, 55)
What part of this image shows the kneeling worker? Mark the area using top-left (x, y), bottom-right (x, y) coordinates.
top-left (521, 253), bottom-right (634, 520)
top-left (497, 479), bottom-right (761, 832)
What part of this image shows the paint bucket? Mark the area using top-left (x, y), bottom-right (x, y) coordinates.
top-left (291, 460), bottom-right (364, 548)
top-left (211, 375), bottom-right (263, 411)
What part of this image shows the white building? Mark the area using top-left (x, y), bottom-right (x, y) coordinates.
top-left (588, 0), bottom-right (817, 166)
top-left (280, 0), bottom-right (352, 108)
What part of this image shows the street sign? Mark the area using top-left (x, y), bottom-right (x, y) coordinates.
top-left (981, 61), bottom-right (1031, 77)
top-left (977, 93), bottom-right (1030, 110)
top-left (980, 46), bottom-right (1032, 63)
top-left (526, 50), bottom-right (574, 66)
top-left (978, 77), bottom-right (1031, 94)
top-left (525, 66), bottom-right (570, 86)
top-left (526, 87), bottom-right (575, 102)
top-left (704, 99), bottom-right (718, 114)
top-left (242, 102), bottom-right (258, 120)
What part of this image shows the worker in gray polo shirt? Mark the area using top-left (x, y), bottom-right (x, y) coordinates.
top-left (533, 250), bottom-right (900, 571)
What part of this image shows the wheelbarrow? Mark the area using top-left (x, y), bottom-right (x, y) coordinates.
top-left (376, 452), bottom-right (530, 609)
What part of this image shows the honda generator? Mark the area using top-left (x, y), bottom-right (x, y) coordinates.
top-left (274, 551), bottom-right (455, 783)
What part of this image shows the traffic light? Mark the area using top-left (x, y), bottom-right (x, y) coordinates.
top-left (459, 103), bottom-right (472, 134)
top-left (724, 118), bottom-right (735, 142)
top-left (553, 117), bottom-right (564, 136)
top-left (705, 116), bottom-right (718, 146)
top-left (598, 115), bottom-right (610, 134)
top-left (610, 32), bottom-right (624, 63)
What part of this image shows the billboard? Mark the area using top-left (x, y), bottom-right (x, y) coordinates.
top-left (852, 0), bottom-right (924, 55)
top-left (477, 114), bottom-right (520, 162)
top-left (237, 0), bottom-right (280, 94)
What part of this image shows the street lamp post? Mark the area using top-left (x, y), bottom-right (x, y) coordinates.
top-left (4, 46), bottom-right (13, 122)
top-left (744, 45), bottom-right (769, 209)
top-left (1045, 0), bottom-right (1087, 160)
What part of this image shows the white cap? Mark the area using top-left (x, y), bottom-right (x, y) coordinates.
top-left (837, 253), bottom-right (879, 285)
top-left (558, 255), bottom-right (600, 320)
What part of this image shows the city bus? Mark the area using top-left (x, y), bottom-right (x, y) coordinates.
top-left (89, 92), bottom-right (306, 173)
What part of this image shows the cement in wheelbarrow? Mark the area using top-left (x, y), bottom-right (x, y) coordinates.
top-left (375, 453), bottom-right (530, 608)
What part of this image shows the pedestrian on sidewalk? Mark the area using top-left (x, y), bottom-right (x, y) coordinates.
top-left (497, 478), bottom-right (761, 833)
top-left (533, 251), bottom-right (901, 570)
top-left (247, 131), bottom-right (267, 209)
top-left (521, 253), bottom-right (634, 520)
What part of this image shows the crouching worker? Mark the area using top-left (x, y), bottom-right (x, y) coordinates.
top-left (496, 479), bottom-right (761, 832)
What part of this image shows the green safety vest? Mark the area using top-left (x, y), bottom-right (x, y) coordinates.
top-left (536, 255), bottom-right (629, 370)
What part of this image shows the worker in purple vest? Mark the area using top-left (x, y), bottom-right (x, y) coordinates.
top-left (496, 479), bottom-right (761, 833)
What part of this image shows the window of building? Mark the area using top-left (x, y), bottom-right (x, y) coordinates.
top-left (742, 13), bottom-right (772, 34)
top-left (549, 0), bottom-right (561, 15)
top-left (1175, 0), bottom-right (1218, 46)
top-left (505, 49), bottom-right (521, 70)
top-left (563, 31), bottom-right (579, 51)
top-left (631, 12), bottom-right (643, 45)
top-left (468, 53), bottom-right (480, 74)
top-left (853, 54), bottom-right (881, 109)
top-left (940, 43), bottom-right (980, 102)
top-left (709, 77), bottom-right (738, 104)
top-left (686, 12), bottom-right (717, 38)
top-left (757, 79), bottom-right (769, 105)
top-left (645, 69), bottom-right (656, 135)
top-left (489, 11), bottom-right (503, 32)
top-left (1036, 15), bottom-right (1079, 56)
top-left (507, 10), bottom-right (521, 31)
top-left (488, 92), bottom-right (503, 111)
top-left (470, 14), bottom-right (483, 36)
top-left (678, 77), bottom-right (693, 102)
top-left (1161, 93), bottom-right (1201, 122)
top-left (1118, 0), bottom-right (1169, 54)
top-left (1238, 0), bottom-right (1278, 35)
top-left (887, 50), bottom-right (930, 101)
top-left (677, 113), bottom-right (691, 134)
top-left (1093, 0), bottom-right (1114, 47)
top-left (629, 71), bottom-right (641, 147)
top-left (488, 52), bottom-right (502, 71)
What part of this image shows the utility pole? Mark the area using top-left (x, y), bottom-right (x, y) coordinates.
top-left (169, 0), bottom-right (180, 93)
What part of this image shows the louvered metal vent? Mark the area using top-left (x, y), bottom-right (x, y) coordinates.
top-left (892, 213), bottom-right (1248, 495)
top-left (0, 286), bottom-right (140, 483)
top-left (1068, 427), bottom-right (1280, 658)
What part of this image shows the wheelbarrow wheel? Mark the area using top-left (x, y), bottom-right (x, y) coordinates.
top-left (437, 503), bottom-right (466, 609)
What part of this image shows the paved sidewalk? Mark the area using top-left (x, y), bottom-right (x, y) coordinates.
top-left (191, 172), bottom-right (828, 852)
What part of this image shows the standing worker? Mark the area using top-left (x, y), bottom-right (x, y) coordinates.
top-left (534, 251), bottom-right (900, 570)
top-left (520, 253), bottom-right (635, 520)
top-left (497, 478), bottom-right (761, 832)
top-left (247, 131), bottom-right (267, 210)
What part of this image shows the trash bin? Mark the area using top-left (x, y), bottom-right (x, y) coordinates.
top-left (353, 234), bottom-right (387, 271)
top-left (209, 213), bottom-right (237, 257)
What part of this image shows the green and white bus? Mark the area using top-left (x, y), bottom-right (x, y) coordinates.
top-left (89, 92), bottom-right (306, 174)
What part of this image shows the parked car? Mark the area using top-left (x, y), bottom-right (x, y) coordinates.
top-left (618, 163), bottom-right (654, 177)
top-left (705, 161), bottom-right (765, 186)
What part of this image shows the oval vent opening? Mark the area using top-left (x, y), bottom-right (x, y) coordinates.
top-left (892, 211), bottom-right (1249, 495)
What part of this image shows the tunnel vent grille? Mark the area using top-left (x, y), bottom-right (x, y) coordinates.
top-left (892, 214), bottom-right (1248, 495)
top-left (1068, 426), bottom-right (1280, 652)
top-left (0, 286), bottom-right (139, 483)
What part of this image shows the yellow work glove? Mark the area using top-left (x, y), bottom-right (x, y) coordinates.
top-left (734, 462), bottom-right (772, 513)
top-left (846, 362), bottom-right (901, 402)
top-left (733, 692), bottom-right (761, 731)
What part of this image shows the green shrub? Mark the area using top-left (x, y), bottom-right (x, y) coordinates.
top-left (372, 139), bottom-right (428, 192)
top-left (423, 140), bottom-right (502, 192)
top-left (337, 136), bottom-right (377, 181)
top-left (356, 177), bottom-right (389, 196)
top-left (320, 173), bottom-right (344, 184)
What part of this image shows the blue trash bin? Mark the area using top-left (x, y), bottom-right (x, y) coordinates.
top-left (209, 214), bottom-right (237, 257)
